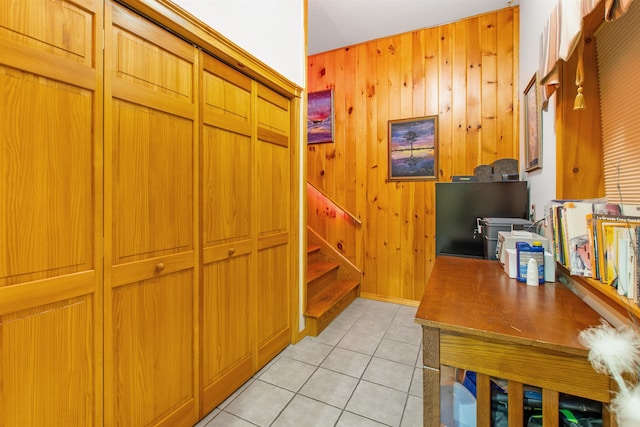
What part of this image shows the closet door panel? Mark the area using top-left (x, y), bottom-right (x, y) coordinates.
top-left (200, 252), bottom-right (252, 413)
top-left (255, 85), bottom-right (291, 367)
top-left (0, 0), bottom-right (103, 425)
top-left (256, 242), bottom-right (290, 367)
top-left (0, 70), bottom-right (94, 284)
top-left (108, 101), bottom-right (195, 426)
top-left (0, 0), bottom-right (96, 68)
top-left (200, 56), bottom-right (254, 413)
top-left (1, 296), bottom-right (95, 426)
top-left (256, 137), bottom-right (290, 235)
top-left (110, 101), bottom-right (193, 264)
top-left (202, 126), bottom-right (251, 245)
top-left (111, 271), bottom-right (194, 426)
top-left (110, 2), bottom-right (193, 102)
top-left (256, 86), bottom-right (290, 236)
top-left (105, 3), bottom-right (198, 426)
top-left (202, 55), bottom-right (252, 134)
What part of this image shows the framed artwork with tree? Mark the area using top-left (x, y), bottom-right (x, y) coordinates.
top-left (388, 116), bottom-right (438, 181)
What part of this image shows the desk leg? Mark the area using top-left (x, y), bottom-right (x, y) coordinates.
top-left (422, 327), bottom-right (440, 427)
top-left (603, 377), bottom-right (617, 427)
top-left (542, 389), bottom-right (559, 427)
top-left (476, 372), bottom-right (491, 427)
top-left (603, 403), bottom-right (616, 427)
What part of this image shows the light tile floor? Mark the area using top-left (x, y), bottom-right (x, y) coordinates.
top-left (195, 298), bottom-right (424, 427)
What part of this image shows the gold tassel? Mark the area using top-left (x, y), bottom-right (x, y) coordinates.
top-left (574, 37), bottom-right (586, 110)
top-left (574, 85), bottom-right (586, 110)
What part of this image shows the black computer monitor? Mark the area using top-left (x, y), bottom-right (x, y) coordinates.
top-left (435, 181), bottom-right (529, 258)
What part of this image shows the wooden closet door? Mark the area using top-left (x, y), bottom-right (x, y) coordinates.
top-left (0, 0), bottom-right (103, 425)
top-left (255, 85), bottom-right (292, 368)
top-left (200, 55), bottom-right (254, 414)
top-left (104, 2), bottom-right (199, 426)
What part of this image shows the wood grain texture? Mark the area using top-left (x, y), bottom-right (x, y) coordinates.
top-left (256, 243), bottom-right (290, 366)
top-left (0, 0), bottom-right (103, 425)
top-left (201, 255), bottom-right (252, 414)
top-left (110, 99), bottom-right (194, 264)
top-left (556, 3), bottom-right (605, 201)
top-left (257, 86), bottom-right (290, 237)
top-left (422, 327), bottom-right (440, 368)
top-left (416, 257), bottom-right (616, 426)
top-left (1, 297), bottom-right (95, 425)
top-left (476, 372), bottom-right (492, 427)
top-left (542, 388), bottom-right (560, 427)
top-left (104, 3), bottom-right (199, 426)
top-left (199, 53), bottom-right (295, 415)
top-left (0, 0), bottom-right (96, 66)
top-left (202, 125), bottom-right (251, 244)
top-left (307, 7), bottom-right (520, 303)
top-left (423, 367), bottom-right (440, 427)
top-left (4, 0), bottom-right (300, 425)
top-left (440, 332), bottom-right (610, 401)
top-left (0, 67), bottom-right (94, 286)
top-left (111, 272), bottom-right (195, 426)
top-left (255, 84), bottom-right (292, 367)
top-left (507, 380), bottom-right (524, 427)
top-left (415, 257), bottom-right (604, 352)
top-left (111, 4), bottom-right (194, 102)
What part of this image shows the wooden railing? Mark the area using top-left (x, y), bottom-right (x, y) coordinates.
top-left (306, 182), bottom-right (362, 226)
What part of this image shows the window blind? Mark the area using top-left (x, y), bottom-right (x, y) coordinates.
top-left (595, 0), bottom-right (640, 206)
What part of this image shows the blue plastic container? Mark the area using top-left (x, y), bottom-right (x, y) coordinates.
top-left (516, 241), bottom-right (544, 284)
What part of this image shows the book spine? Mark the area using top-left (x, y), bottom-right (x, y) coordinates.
top-left (586, 213), bottom-right (598, 279)
top-left (617, 232), bottom-right (629, 296)
top-left (636, 226), bottom-right (640, 305)
top-left (564, 202), bottom-right (593, 277)
top-left (551, 205), bottom-right (560, 263)
top-left (603, 225), bottom-right (617, 285)
top-left (559, 206), bottom-right (569, 268)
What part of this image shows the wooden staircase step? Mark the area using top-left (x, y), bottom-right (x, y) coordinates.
top-left (304, 279), bottom-right (360, 336)
top-left (307, 260), bottom-right (339, 283)
top-left (307, 243), bottom-right (322, 264)
top-left (305, 279), bottom-right (359, 316)
top-left (307, 243), bottom-right (321, 255)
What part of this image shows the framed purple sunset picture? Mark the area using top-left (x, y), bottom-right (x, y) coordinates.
top-left (307, 89), bottom-right (334, 144)
top-left (388, 115), bottom-right (438, 181)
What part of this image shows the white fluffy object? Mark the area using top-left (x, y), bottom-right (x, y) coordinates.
top-left (610, 384), bottom-right (640, 427)
top-left (578, 321), bottom-right (640, 392)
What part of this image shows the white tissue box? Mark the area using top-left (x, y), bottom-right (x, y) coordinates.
top-left (504, 248), bottom-right (518, 278)
top-left (497, 231), bottom-right (550, 264)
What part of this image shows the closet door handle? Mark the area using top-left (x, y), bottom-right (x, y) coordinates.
top-left (228, 248), bottom-right (236, 256)
top-left (155, 262), bottom-right (165, 272)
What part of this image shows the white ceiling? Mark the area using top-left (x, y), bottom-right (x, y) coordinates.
top-left (308, 0), bottom-right (519, 55)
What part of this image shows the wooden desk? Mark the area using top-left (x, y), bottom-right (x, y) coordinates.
top-left (414, 256), bottom-right (615, 427)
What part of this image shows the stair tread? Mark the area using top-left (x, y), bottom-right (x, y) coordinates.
top-left (307, 243), bottom-right (321, 255)
top-left (307, 260), bottom-right (339, 283)
top-left (305, 279), bottom-right (360, 318)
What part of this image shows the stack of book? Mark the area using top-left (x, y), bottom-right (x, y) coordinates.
top-left (546, 199), bottom-right (640, 303)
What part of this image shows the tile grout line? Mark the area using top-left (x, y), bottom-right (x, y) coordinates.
top-left (200, 299), bottom-right (422, 427)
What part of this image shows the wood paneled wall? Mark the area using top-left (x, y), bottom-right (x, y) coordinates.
top-left (307, 7), bottom-right (520, 303)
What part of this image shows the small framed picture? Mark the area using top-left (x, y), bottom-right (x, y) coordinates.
top-left (524, 74), bottom-right (542, 171)
top-left (307, 89), bottom-right (334, 144)
top-left (388, 116), bottom-right (438, 181)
